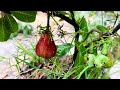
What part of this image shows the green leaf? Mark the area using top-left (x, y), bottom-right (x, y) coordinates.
top-left (79, 17), bottom-right (88, 38)
top-left (56, 43), bottom-right (74, 57)
top-left (96, 25), bottom-right (108, 32)
top-left (74, 52), bottom-right (83, 67)
top-left (0, 18), bottom-right (11, 42)
top-left (10, 11), bottom-right (37, 22)
top-left (23, 25), bottom-right (32, 37)
top-left (3, 14), bottom-right (18, 33)
top-left (74, 44), bottom-right (86, 66)
top-left (58, 11), bottom-right (68, 16)
top-left (76, 65), bottom-right (93, 79)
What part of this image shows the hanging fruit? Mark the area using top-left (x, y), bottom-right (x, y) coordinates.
top-left (35, 11), bottom-right (56, 59)
top-left (35, 31), bottom-right (57, 59)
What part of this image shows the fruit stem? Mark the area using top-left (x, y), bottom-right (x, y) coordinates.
top-left (47, 11), bottom-right (50, 32)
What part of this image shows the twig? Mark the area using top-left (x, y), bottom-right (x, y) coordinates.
top-left (85, 23), bottom-right (120, 48)
top-left (20, 68), bottom-right (35, 75)
top-left (2, 74), bottom-right (8, 79)
top-left (113, 12), bottom-right (119, 28)
top-left (19, 64), bottom-right (43, 76)
top-left (51, 15), bottom-right (65, 37)
top-left (112, 23), bottom-right (120, 34)
top-left (51, 15), bottom-right (61, 28)
top-left (81, 29), bottom-right (102, 43)
top-left (42, 11), bottom-right (79, 30)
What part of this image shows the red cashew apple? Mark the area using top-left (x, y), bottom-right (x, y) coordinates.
top-left (35, 31), bottom-right (57, 59)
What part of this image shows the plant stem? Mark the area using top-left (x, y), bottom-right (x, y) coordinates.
top-left (70, 11), bottom-right (79, 61)
top-left (47, 11), bottom-right (50, 31)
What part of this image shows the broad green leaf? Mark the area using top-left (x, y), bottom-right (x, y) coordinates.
top-left (0, 18), bottom-right (11, 42)
top-left (96, 25), bottom-right (108, 32)
top-left (79, 17), bottom-right (88, 38)
top-left (56, 43), bottom-right (74, 57)
top-left (3, 14), bottom-right (18, 33)
top-left (10, 11), bottom-right (37, 22)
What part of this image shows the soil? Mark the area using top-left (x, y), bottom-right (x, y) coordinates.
top-left (17, 55), bottom-right (73, 79)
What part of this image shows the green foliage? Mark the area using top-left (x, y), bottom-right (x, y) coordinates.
top-left (79, 17), bottom-right (88, 41)
top-left (23, 25), bottom-right (32, 37)
top-left (0, 18), bottom-right (11, 41)
top-left (72, 11), bottom-right (120, 79)
top-left (56, 43), bottom-right (74, 57)
top-left (0, 14), bottom-right (19, 41)
top-left (10, 11), bottom-right (37, 22)
top-left (18, 21), bottom-right (33, 38)
top-left (3, 14), bottom-right (18, 33)
top-left (75, 44), bottom-right (86, 65)
top-left (94, 54), bottom-right (109, 68)
top-left (96, 25), bottom-right (109, 32)
top-left (0, 11), bottom-right (37, 42)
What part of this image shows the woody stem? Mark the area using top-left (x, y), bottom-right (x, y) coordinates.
top-left (47, 11), bottom-right (50, 31)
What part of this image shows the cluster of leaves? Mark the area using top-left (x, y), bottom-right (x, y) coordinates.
top-left (0, 11), bottom-right (37, 41)
top-left (72, 11), bottom-right (120, 78)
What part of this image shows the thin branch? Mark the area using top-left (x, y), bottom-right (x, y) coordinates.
top-left (42, 11), bottom-right (79, 30)
top-left (51, 15), bottom-right (64, 29)
top-left (112, 23), bottom-right (120, 34)
top-left (113, 12), bottom-right (119, 28)
top-left (85, 23), bottom-right (120, 48)
top-left (81, 29), bottom-right (102, 43)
